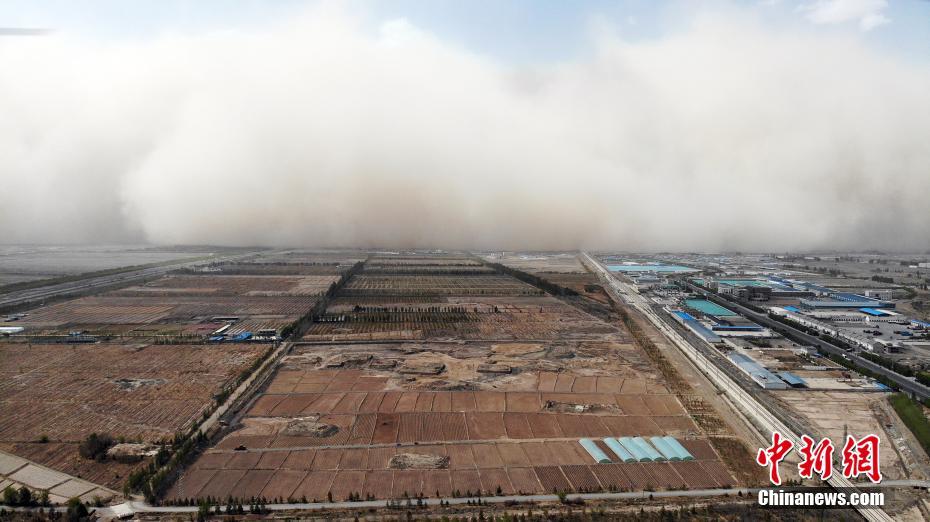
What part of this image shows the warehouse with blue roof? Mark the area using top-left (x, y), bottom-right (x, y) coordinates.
top-left (859, 308), bottom-right (891, 317)
top-left (668, 308), bottom-right (723, 344)
top-left (800, 292), bottom-right (894, 310)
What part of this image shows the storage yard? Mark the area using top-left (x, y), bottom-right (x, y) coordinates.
top-left (169, 253), bottom-right (746, 504)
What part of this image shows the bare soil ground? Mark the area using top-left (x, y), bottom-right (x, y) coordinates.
top-left (172, 254), bottom-right (749, 503)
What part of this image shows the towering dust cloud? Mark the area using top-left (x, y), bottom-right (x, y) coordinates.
top-left (1, 5), bottom-right (928, 252)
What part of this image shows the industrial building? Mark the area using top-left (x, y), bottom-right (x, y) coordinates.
top-left (684, 299), bottom-right (737, 317)
top-left (717, 282), bottom-right (770, 300)
top-left (710, 323), bottom-right (768, 336)
top-left (911, 319), bottom-right (930, 330)
top-left (770, 307), bottom-right (881, 351)
top-left (727, 352), bottom-right (789, 389)
top-left (669, 309), bottom-right (722, 343)
top-left (798, 282), bottom-right (834, 296)
top-left (799, 292), bottom-right (894, 310)
top-left (629, 274), bottom-right (663, 293)
top-left (863, 289), bottom-right (895, 301)
top-left (679, 300), bottom-right (771, 337)
top-left (777, 371), bottom-right (808, 388)
top-left (712, 277), bottom-right (813, 301)
top-left (800, 308), bottom-right (905, 324)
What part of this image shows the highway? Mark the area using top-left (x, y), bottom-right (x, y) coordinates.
top-left (580, 252), bottom-right (894, 522)
top-left (684, 282), bottom-right (930, 402)
top-left (0, 252), bottom-right (261, 309)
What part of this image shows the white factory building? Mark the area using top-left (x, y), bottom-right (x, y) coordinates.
top-left (769, 307), bottom-right (880, 351)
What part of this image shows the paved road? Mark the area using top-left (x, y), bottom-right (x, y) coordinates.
top-left (89, 480), bottom-right (928, 517)
top-left (97, 488), bottom-right (759, 515)
top-left (164, 340), bottom-right (292, 501)
top-left (199, 341), bottom-right (290, 436)
top-left (0, 252), bottom-right (261, 309)
top-left (685, 283), bottom-right (930, 401)
top-left (580, 252), bottom-right (894, 522)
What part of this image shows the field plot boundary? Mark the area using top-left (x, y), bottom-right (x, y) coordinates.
top-left (0, 449), bottom-right (118, 504)
top-left (166, 253), bottom-right (745, 506)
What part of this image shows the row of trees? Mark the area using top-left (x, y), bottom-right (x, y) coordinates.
top-left (128, 261), bottom-right (367, 504)
top-left (364, 268), bottom-right (494, 275)
top-left (77, 433), bottom-right (114, 462)
top-left (859, 351), bottom-right (915, 377)
top-left (0, 498), bottom-right (89, 522)
top-left (196, 500), bottom-right (267, 521)
top-left (917, 371), bottom-right (930, 387)
top-left (822, 351), bottom-right (902, 393)
top-left (280, 261), bottom-right (365, 339)
top-left (350, 305), bottom-right (495, 313)
top-left (889, 393), bottom-right (930, 458)
top-left (123, 431), bottom-right (208, 501)
top-left (2, 485), bottom-right (49, 507)
top-left (484, 262), bottom-right (578, 297)
top-left (319, 311), bottom-right (478, 324)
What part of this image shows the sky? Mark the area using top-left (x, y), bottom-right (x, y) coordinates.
top-left (1, 1), bottom-right (929, 252)
top-left (3, 1), bottom-right (929, 62)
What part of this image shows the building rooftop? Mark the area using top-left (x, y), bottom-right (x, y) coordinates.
top-left (778, 371), bottom-right (807, 387)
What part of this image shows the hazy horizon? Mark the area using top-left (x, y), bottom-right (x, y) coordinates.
top-left (2, 1), bottom-right (929, 252)
top-left (2, 242), bottom-right (929, 258)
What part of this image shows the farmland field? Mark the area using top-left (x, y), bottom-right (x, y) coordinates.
top-left (0, 342), bottom-right (269, 489)
top-left (0, 251), bottom-right (358, 494)
top-left (0, 245), bottom-right (225, 287)
top-left (172, 253), bottom-right (740, 502)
